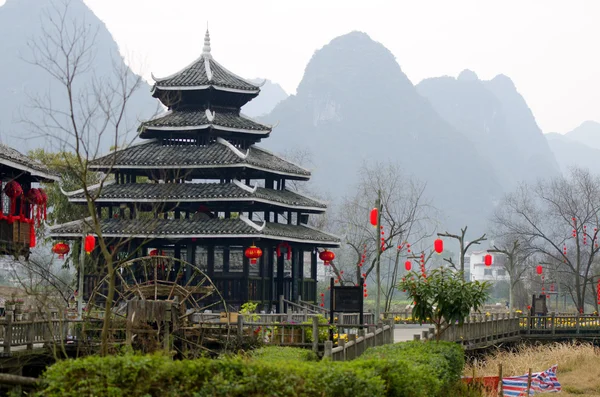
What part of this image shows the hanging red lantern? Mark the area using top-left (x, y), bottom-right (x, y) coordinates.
top-left (484, 254), bottom-right (493, 266)
top-left (38, 188), bottom-right (48, 221)
top-left (370, 208), bottom-right (378, 226)
top-left (536, 265), bottom-right (543, 275)
top-left (84, 235), bottom-right (95, 254)
top-left (319, 249), bottom-right (335, 265)
top-left (434, 238), bottom-right (444, 254)
top-left (405, 260), bottom-right (412, 271)
top-left (4, 181), bottom-right (22, 216)
top-left (245, 245), bottom-right (263, 264)
top-left (276, 242), bottom-right (292, 260)
top-left (52, 242), bottom-right (70, 259)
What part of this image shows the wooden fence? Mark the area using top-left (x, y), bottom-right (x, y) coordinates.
top-left (324, 323), bottom-right (394, 361)
top-left (0, 316), bottom-right (69, 354)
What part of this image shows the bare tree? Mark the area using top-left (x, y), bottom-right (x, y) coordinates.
top-left (488, 239), bottom-right (531, 310)
top-left (23, 0), bottom-right (152, 355)
top-left (493, 168), bottom-right (600, 312)
top-left (438, 226), bottom-right (487, 274)
top-left (334, 162), bottom-right (437, 311)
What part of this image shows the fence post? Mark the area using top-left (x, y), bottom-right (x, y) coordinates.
top-left (27, 321), bottom-right (34, 350)
top-left (312, 316), bottom-right (319, 353)
top-left (279, 295), bottom-right (284, 314)
top-left (576, 314), bottom-right (581, 334)
top-left (3, 316), bottom-right (11, 354)
top-left (349, 334), bottom-right (357, 360)
top-left (551, 313), bottom-right (556, 335)
top-left (237, 314), bottom-right (244, 338)
top-left (339, 338), bottom-right (346, 361)
top-left (413, 334), bottom-right (421, 341)
top-left (324, 340), bottom-right (333, 359)
top-left (389, 319), bottom-right (395, 343)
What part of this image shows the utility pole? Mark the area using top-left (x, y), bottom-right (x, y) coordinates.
top-left (375, 190), bottom-right (382, 323)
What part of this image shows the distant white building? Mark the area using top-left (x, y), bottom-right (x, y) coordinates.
top-left (468, 250), bottom-right (510, 282)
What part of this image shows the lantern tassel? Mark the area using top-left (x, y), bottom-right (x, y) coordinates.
top-left (29, 220), bottom-right (35, 248)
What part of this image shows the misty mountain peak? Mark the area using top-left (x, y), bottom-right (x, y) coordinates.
top-left (458, 69), bottom-right (479, 81)
top-left (489, 74), bottom-right (516, 90)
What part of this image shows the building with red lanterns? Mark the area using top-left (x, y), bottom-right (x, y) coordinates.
top-left (49, 31), bottom-right (340, 310)
top-left (468, 250), bottom-right (509, 282)
top-left (0, 144), bottom-right (58, 257)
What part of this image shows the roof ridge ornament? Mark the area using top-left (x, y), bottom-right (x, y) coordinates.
top-left (202, 29), bottom-right (212, 57)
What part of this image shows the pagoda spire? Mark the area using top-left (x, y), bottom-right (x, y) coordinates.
top-left (202, 28), bottom-right (212, 58)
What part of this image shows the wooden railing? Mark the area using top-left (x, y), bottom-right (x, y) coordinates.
top-left (325, 322), bottom-right (394, 361)
top-left (0, 316), bottom-right (69, 354)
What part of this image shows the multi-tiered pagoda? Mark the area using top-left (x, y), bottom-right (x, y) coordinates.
top-left (51, 31), bottom-right (339, 309)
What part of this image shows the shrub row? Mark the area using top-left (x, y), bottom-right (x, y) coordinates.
top-left (36, 342), bottom-right (464, 397)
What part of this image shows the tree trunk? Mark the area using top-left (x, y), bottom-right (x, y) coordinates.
top-left (100, 265), bottom-right (115, 356)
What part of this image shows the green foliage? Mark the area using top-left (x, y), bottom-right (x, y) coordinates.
top-left (250, 346), bottom-right (318, 362)
top-left (37, 353), bottom-right (385, 397)
top-left (398, 268), bottom-right (490, 339)
top-left (239, 301), bottom-right (260, 322)
top-left (302, 315), bottom-right (332, 343)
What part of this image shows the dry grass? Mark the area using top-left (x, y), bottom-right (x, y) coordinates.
top-left (464, 342), bottom-right (600, 396)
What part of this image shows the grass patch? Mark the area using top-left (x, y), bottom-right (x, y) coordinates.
top-left (464, 342), bottom-right (600, 396)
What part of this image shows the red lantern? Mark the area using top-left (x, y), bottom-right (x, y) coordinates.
top-left (536, 265), bottom-right (543, 275)
top-left (370, 208), bottom-right (378, 226)
top-left (405, 260), bottom-right (412, 271)
top-left (84, 235), bottom-right (95, 254)
top-left (52, 242), bottom-right (70, 259)
top-left (245, 245), bottom-right (263, 264)
top-left (149, 249), bottom-right (161, 256)
top-left (484, 254), bottom-right (493, 266)
top-left (4, 181), bottom-right (22, 215)
top-left (434, 238), bottom-right (444, 254)
top-left (319, 249), bottom-right (335, 265)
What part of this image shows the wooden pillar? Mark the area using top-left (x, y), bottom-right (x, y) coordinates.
top-left (185, 242), bottom-right (195, 284)
top-left (276, 251), bottom-right (284, 312)
top-left (291, 247), bottom-right (299, 302)
top-left (298, 249), bottom-right (304, 299)
top-left (296, 212), bottom-right (301, 225)
top-left (281, 179), bottom-right (286, 190)
top-left (223, 248), bottom-right (230, 272)
top-left (242, 252), bottom-right (250, 302)
top-left (311, 249), bottom-right (318, 303)
top-left (207, 245), bottom-right (215, 278)
top-left (287, 211), bottom-right (292, 225)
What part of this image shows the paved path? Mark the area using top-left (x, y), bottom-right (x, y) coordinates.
top-left (393, 324), bottom-right (431, 342)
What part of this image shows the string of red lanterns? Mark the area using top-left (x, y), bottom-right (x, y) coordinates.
top-left (320, 293), bottom-right (325, 307)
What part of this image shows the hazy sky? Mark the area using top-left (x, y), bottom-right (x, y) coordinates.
top-left (3, 0), bottom-right (599, 133)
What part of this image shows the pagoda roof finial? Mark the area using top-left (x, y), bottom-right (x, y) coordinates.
top-left (202, 27), bottom-right (211, 58)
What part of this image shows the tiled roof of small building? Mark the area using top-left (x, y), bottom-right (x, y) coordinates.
top-left (141, 109), bottom-right (270, 133)
top-left (67, 182), bottom-right (326, 211)
top-left (88, 140), bottom-right (311, 178)
top-left (0, 144), bottom-right (59, 181)
top-left (50, 218), bottom-right (340, 246)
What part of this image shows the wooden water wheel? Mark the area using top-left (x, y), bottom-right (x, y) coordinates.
top-left (84, 256), bottom-right (228, 354)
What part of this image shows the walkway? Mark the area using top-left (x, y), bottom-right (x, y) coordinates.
top-left (394, 324), bottom-right (430, 342)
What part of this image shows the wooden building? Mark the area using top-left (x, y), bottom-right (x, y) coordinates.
top-left (0, 144), bottom-right (58, 257)
top-left (50, 31), bottom-right (340, 310)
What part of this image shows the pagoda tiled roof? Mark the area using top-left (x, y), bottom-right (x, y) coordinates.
top-left (152, 55), bottom-right (259, 94)
top-left (49, 217), bottom-right (340, 246)
top-left (141, 109), bottom-right (270, 134)
top-left (88, 140), bottom-right (311, 179)
top-left (66, 182), bottom-right (326, 212)
top-left (0, 144), bottom-right (59, 182)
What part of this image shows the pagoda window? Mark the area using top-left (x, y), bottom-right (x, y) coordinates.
top-left (303, 251), bottom-right (313, 278)
top-left (214, 246), bottom-right (225, 272)
top-left (229, 247), bottom-right (244, 273)
top-left (195, 246), bottom-right (208, 272)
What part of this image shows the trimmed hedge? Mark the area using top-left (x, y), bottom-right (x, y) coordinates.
top-left (355, 341), bottom-right (465, 396)
top-left (36, 342), bottom-right (465, 397)
top-left (250, 346), bottom-right (318, 362)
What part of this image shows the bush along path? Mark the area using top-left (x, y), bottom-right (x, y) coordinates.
top-left (34, 342), bottom-right (471, 397)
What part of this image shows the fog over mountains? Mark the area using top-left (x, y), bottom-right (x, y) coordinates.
top-left (0, 0), bottom-right (156, 152)
top-left (1, 0), bottom-right (600, 234)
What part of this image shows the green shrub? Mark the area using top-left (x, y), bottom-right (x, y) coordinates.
top-left (356, 341), bottom-right (465, 396)
top-left (250, 346), bottom-right (318, 362)
top-left (302, 315), bottom-right (332, 343)
top-left (37, 353), bottom-right (384, 397)
top-left (36, 342), bottom-right (464, 397)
